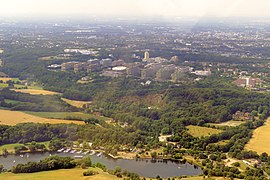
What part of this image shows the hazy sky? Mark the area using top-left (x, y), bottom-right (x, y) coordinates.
top-left (1, 0), bottom-right (269, 17)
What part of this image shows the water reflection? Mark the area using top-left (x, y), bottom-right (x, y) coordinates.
top-left (0, 152), bottom-right (202, 178)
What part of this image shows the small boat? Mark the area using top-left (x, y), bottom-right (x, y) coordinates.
top-left (57, 148), bottom-right (65, 153)
top-left (76, 150), bottom-right (82, 154)
top-left (26, 154), bottom-right (29, 158)
top-left (64, 148), bottom-right (71, 153)
top-left (20, 154), bottom-right (23, 157)
top-left (82, 150), bottom-right (89, 155)
top-left (89, 150), bottom-right (95, 155)
top-left (13, 160), bottom-right (16, 163)
top-left (70, 150), bottom-right (76, 154)
top-left (74, 155), bottom-right (83, 158)
top-left (96, 152), bottom-right (102, 157)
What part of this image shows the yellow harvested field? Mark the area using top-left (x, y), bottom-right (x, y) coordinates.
top-left (0, 109), bottom-right (84, 125)
top-left (246, 118), bottom-right (270, 154)
top-left (13, 89), bottom-right (59, 95)
top-left (0, 78), bottom-right (14, 83)
top-left (187, 125), bottom-right (223, 137)
top-left (62, 98), bottom-right (91, 108)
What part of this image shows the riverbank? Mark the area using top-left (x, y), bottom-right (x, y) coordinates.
top-left (0, 142), bottom-right (50, 156)
top-left (0, 152), bottom-right (202, 178)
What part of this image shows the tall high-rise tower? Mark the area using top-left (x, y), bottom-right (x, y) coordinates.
top-left (144, 51), bottom-right (150, 60)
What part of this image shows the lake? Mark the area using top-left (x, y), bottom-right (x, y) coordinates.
top-left (0, 152), bottom-right (202, 178)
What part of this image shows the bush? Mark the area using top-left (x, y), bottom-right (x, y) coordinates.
top-left (83, 170), bottom-right (98, 176)
top-left (80, 156), bottom-right (92, 169)
top-left (0, 164), bottom-right (3, 173)
top-left (94, 162), bottom-right (107, 172)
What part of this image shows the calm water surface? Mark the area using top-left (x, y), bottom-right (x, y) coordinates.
top-left (0, 152), bottom-right (202, 178)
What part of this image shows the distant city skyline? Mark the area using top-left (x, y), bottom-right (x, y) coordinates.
top-left (1, 0), bottom-right (270, 18)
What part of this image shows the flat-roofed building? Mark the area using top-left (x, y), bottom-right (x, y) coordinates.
top-left (126, 64), bottom-right (141, 77)
top-left (61, 62), bottom-right (78, 71)
top-left (100, 58), bottom-right (112, 67)
top-left (74, 62), bottom-right (88, 73)
top-left (87, 64), bottom-right (102, 73)
top-left (112, 59), bottom-right (125, 67)
top-left (156, 65), bottom-right (176, 81)
top-left (87, 59), bottom-right (100, 65)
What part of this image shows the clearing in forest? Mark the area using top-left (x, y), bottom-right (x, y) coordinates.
top-left (13, 89), bottom-right (59, 95)
top-left (61, 98), bottom-right (92, 108)
top-left (0, 109), bottom-right (84, 125)
top-left (209, 120), bottom-right (245, 127)
top-left (187, 125), bottom-right (223, 137)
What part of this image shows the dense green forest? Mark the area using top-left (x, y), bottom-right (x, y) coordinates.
top-left (2, 47), bottom-right (270, 178)
top-left (11, 156), bottom-right (76, 173)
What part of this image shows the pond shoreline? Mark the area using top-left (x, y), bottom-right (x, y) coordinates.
top-left (0, 151), bottom-right (203, 178)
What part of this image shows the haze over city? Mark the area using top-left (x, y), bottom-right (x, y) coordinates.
top-left (1, 0), bottom-right (270, 18)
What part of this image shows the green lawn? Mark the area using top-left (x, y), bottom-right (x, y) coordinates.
top-left (0, 167), bottom-right (120, 180)
top-left (0, 83), bottom-right (32, 89)
top-left (0, 143), bottom-right (23, 154)
top-left (24, 111), bottom-right (110, 121)
top-left (0, 83), bottom-right (8, 88)
top-left (213, 140), bottom-right (230, 146)
top-left (187, 125), bottom-right (223, 137)
top-left (4, 99), bottom-right (21, 105)
top-left (0, 141), bottom-right (50, 155)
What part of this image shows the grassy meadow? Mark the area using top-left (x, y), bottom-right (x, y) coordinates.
top-left (0, 141), bottom-right (50, 155)
top-left (0, 78), bottom-right (20, 83)
top-left (61, 98), bottom-right (92, 108)
top-left (208, 120), bottom-right (245, 127)
top-left (0, 109), bottom-right (84, 125)
top-left (0, 143), bottom-right (23, 154)
top-left (25, 111), bottom-right (110, 121)
top-left (187, 125), bottom-right (223, 137)
top-left (245, 118), bottom-right (270, 154)
top-left (13, 89), bottom-right (59, 95)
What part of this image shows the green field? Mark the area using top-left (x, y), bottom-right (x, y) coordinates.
top-left (0, 142), bottom-right (50, 155)
top-left (187, 125), bottom-right (223, 137)
top-left (0, 167), bottom-right (120, 180)
top-left (24, 111), bottom-right (110, 121)
top-left (0, 78), bottom-right (44, 90)
top-left (4, 99), bottom-right (21, 105)
top-left (0, 143), bottom-right (23, 154)
top-left (0, 83), bottom-right (36, 89)
top-left (0, 83), bottom-right (8, 88)
top-left (208, 120), bottom-right (245, 127)
top-left (213, 140), bottom-right (229, 146)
